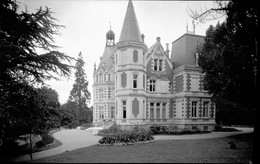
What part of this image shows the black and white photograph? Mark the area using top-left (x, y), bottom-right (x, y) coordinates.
top-left (0, 0), bottom-right (257, 163)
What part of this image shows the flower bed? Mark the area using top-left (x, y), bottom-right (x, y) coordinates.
top-left (150, 125), bottom-right (210, 135)
top-left (98, 126), bottom-right (154, 146)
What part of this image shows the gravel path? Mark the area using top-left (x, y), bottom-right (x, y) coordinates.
top-left (12, 129), bottom-right (101, 162)
top-left (12, 127), bottom-right (253, 162)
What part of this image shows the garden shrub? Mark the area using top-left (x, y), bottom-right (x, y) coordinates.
top-left (35, 133), bottom-right (54, 148)
top-left (150, 125), bottom-right (206, 135)
top-left (98, 126), bottom-right (154, 145)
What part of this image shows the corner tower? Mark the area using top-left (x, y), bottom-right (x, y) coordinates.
top-left (93, 27), bottom-right (116, 125)
top-left (115, 0), bottom-right (148, 128)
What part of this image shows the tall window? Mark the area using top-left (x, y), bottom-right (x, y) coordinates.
top-left (149, 80), bottom-right (156, 92)
top-left (203, 102), bottom-right (209, 117)
top-left (156, 103), bottom-right (160, 118)
top-left (162, 103), bottom-right (166, 118)
top-left (99, 88), bottom-right (103, 99)
top-left (154, 58), bottom-right (163, 71)
top-left (159, 59), bottom-right (163, 71)
top-left (99, 106), bottom-right (104, 119)
top-left (150, 103), bottom-right (154, 119)
top-left (133, 75), bottom-right (138, 88)
top-left (191, 101), bottom-right (197, 118)
top-left (111, 106), bottom-right (115, 118)
top-left (154, 59), bottom-right (158, 71)
top-left (122, 100), bottom-right (126, 119)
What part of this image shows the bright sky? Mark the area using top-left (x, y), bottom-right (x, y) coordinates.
top-left (18, 0), bottom-right (226, 106)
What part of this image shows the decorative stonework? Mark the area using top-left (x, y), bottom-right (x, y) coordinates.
top-left (199, 75), bottom-right (204, 91)
top-left (172, 100), bottom-right (176, 118)
top-left (132, 98), bottom-right (139, 117)
top-left (199, 99), bottom-right (202, 118)
top-left (186, 98), bottom-right (190, 118)
top-left (143, 74), bottom-right (145, 89)
top-left (210, 102), bottom-right (215, 118)
top-left (121, 72), bottom-right (127, 88)
top-left (108, 87), bottom-right (111, 99)
top-left (133, 50), bottom-right (138, 63)
top-left (93, 0), bottom-right (215, 130)
top-left (186, 74), bottom-right (191, 91)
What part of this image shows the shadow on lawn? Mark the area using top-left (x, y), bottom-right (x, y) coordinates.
top-left (32, 133), bottom-right (253, 163)
top-left (0, 129), bottom-right (63, 163)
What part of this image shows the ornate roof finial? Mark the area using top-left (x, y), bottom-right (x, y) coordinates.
top-left (109, 21), bottom-right (111, 30)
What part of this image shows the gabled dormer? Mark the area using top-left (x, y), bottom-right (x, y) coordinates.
top-left (146, 37), bottom-right (173, 76)
top-left (146, 37), bottom-right (173, 94)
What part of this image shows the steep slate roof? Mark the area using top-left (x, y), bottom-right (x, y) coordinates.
top-left (97, 46), bottom-right (115, 71)
top-left (119, 0), bottom-right (142, 42)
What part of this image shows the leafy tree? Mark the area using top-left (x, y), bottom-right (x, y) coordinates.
top-left (59, 101), bottom-right (79, 128)
top-left (0, 84), bottom-right (61, 160)
top-left (37, 86), bottom-right (61, 130)
top-left (0, 0), bottom-right (73, 160)
top-left (68, 52), bottom-right (91, 123)
top-left (189, 0), bottom-right (258, 162)
top-left (0, 0), bottom-right (73, 84)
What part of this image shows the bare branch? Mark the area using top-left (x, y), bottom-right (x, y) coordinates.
top-left (186, 1), bottom-right (228, 24)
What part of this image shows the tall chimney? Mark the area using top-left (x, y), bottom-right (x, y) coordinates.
top-left (165, 43), bottom-right (170, 58)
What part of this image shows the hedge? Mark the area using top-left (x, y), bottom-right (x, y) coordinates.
top-left (98, 126), bottom-right (154, 145)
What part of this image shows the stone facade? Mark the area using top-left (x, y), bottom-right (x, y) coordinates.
top-left (93, 0), bottom-right (215, 131)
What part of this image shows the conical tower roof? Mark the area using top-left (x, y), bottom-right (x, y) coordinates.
top-left (97, 46), bottom-right (114, 71)
top-left (119, 0), bottom-right (142, 43)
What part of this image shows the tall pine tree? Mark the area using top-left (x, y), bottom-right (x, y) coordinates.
top-left (68, 52), bottom-right (91, 123)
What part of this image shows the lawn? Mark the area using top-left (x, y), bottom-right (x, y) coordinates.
top-left (33, 133), bottom-right (253, 163)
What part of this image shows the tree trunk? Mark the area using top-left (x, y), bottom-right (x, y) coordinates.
top-left (29, 133), bottom-right (33, 161)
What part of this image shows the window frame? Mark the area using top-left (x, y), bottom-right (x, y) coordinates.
top-left (133, 74), bottom-right (138, 89)
top-left (122, 100), bottom-right (127, 119)
top-left (191, 101), bottom-right (197, 118)
top-left (202, 101), bottom-right (209, 118)
top-left (150, 102), bottom-right (154, 119)
top-left (153, 58), bottom-right (164, 72)
top-left (149, 80), bottom-right (156, 92)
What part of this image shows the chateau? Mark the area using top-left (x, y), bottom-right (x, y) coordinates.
top-left (93, 0), bottom-right (216, 131)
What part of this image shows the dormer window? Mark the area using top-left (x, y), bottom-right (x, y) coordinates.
top-left (159, 59), bottom-right (163, 71)
top-left (153, 58), bottom-right (163, 72)
top-left (154, 59), bottom-right (158, 71)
